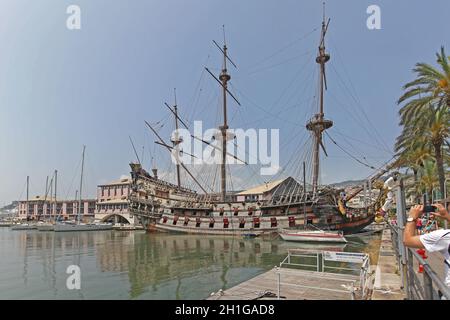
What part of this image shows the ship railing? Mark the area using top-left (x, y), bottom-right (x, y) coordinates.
top-left (388, 221), bottom-right (450, 300)
top-left (277, 249), bottom-right (371, 300)
top-left (129, 196), bottom-right (155, 205)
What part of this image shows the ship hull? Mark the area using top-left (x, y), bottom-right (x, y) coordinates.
top-left (54, 223), bottom-right (113, 232)
top-left (10, 224), bottom-right (37, 230)
top-left (279, 230), bottom-right (347, 243)
top-left (151, 212), bottom-right (374, 236)
top-left (37, 224), bottom-right (55, 231)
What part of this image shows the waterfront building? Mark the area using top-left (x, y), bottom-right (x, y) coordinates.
top-left (17, 196), bottom-right (96, 221)
top-left (94, 177), bottom-right (136, 225)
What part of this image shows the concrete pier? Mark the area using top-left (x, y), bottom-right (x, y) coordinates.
top-left (371, 228), bottom-right (405, 300)
top-left (207, 268), bottom-right (362, 300)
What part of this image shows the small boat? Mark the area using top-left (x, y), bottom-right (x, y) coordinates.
top-left (242, 233), bottom-right (260, 238)
top-left (54, 222), bottom-right (113, 232)
top-left (112, 224), bottom-right (144, 231)
top-left (36, 222), bottom-right (55, 231)
top-left (10, 223), bottom-right (37, 231)
top-left (0, 221), bottom-right (12, 227)
top-left (278, 229), bottom-right (347, 243)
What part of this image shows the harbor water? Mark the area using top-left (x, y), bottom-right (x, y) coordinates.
top-left (0, 228), bottom-right (381, 299)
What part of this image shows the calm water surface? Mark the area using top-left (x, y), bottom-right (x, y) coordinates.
top-left (0, 228), bottom-right (381, 299)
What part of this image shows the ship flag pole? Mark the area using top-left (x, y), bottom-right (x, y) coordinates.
top-left (306, 3), bottom-right (333, 197)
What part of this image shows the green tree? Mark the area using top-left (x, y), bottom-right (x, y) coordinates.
top-left (397, 47), bottom-right (450, 198)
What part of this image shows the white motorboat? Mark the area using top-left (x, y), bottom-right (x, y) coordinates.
top-left (279, 229), bottom-right (347, 243)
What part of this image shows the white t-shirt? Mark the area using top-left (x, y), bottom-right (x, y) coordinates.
top-left (420, 229), bottom-right (450, 287)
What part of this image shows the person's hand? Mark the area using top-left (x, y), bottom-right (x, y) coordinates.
top-left (409, 205), bottom-right (423, 219)
top-left (431, 203), bottom-right (450, 220)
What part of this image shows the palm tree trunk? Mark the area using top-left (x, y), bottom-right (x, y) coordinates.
top-left (433, 143), bottom-right (446, 200)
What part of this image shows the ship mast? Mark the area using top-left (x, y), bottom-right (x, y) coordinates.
top-left (171, 88), bottom-right (182, 188)
top-left (204, 28), bottom-right (240, 200)
top-left (306, 4), bottom-right (333, 196)
top-left (219, 40), bottom-right (230, 202)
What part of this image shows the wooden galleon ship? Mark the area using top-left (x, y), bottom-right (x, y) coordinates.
top-left (128, 10), bottom-right (392, 236)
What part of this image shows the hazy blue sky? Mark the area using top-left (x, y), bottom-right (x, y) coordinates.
top-left (0, 0), bottom-right (449, 204)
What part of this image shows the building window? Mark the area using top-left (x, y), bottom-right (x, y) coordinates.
top-left (209, 218), bottom-right (215, 228)
top-left (196, 217), bottom-right (201, 228)
top-left (223, 218), bottom-right (229, 229)
top-left (173, 216), bottom-right (178, 225)
top-left (239, 218), bottom-right (245, 228)
top-left (253, 217), bottom-right (260, 228)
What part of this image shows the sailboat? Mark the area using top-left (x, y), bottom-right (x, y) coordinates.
top-left (37, 170), bottom-right (58, 231)
top-left (127, 9), bottom-right (394, 236)
top-left (54, 146), bottom-right (112, 232)
top-left (11, 176), bottom-right (37, 231)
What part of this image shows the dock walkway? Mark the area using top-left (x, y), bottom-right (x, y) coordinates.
top-left (372, 228), bottom-right (405, 300)
top-left (208, 268), bottom-right (361, 300)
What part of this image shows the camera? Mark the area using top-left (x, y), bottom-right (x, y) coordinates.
top-left (423, 205), bottom-right (437, 213)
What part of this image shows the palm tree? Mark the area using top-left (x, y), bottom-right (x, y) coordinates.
top-left (394, 139), bottom-right (431, 202)
top-left (397, 47), bottom-right (450, 199)
top-left (419, 160), bottom-right (439, 199)
top-left (398, 47), bottom-right (450, 118)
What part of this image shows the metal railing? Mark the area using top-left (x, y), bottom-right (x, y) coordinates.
top-left (388, 221), bottom-right (450, 300)
top-left (276, 249), bottom-right (371, 300)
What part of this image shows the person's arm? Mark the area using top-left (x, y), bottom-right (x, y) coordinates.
top-left (403, 205), bottom-right (425, 248)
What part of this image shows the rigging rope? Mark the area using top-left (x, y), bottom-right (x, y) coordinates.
top-left (324, 131), bottom-right (376, 170)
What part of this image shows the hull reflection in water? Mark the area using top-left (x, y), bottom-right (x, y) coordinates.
top-left (0, 228), bottom-right (380, 299)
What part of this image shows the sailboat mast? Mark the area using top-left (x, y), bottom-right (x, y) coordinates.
top-left (78, 146), bottom-right (86, 223)
top-left (220, 43), bottom-right (230, 202)
top-left (307, 4), bottom-right (332, 196)
top-left (54, 170), bottom-right (57, 220)
top-left (49, 176), bottom-right (53, 218)
top-left (173, 89), bottom-right (181, 188)
top-left (303, 161), bottom-right (307, 226)
top-left (26, 176), bottom-right (29, 220)
top-left (45, 175), bottom-right (49, 217)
